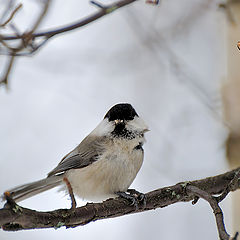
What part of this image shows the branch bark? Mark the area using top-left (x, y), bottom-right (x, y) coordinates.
top-left (0, 167), bottom-right (240, 239)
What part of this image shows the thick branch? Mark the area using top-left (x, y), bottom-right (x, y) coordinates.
top-left (0, 167), bottom-right (239, 234)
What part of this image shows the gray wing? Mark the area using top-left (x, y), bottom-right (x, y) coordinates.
top-left (47, 135), bottom-right (107, 177)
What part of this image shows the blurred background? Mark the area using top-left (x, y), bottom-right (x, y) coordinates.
top-left (0, 0), bottom-right (239, 239)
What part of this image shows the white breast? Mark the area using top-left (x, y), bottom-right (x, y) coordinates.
top-left (65, 137), bottom-right (144, 201)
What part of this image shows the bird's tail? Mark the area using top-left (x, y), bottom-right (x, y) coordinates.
top-left (2, 175), bottom-right (63, 202)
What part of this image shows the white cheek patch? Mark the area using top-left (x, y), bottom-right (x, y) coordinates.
top-left (126, 116), bottom-right (149, 133)
top-left (91, 119), bottom-right (114, 136)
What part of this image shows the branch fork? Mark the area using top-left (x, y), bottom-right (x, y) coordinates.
top-left (0, 167), bottom-right (239, 240)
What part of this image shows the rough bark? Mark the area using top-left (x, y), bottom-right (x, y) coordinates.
top-left (0, 167), bottom-right (239, 240)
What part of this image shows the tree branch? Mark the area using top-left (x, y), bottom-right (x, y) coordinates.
top-left (1, 0), bottom-right (137, 43)
top-left (0, 0), bottom-right (138, 87)
top-left (0, 0), bottom-right (51, 87)
top-left (0, 167), bottom-right (240, 239)
top-left (0, 3), bottom-right (22, 28)
top-left (187, 185), bottom-right (230, 240)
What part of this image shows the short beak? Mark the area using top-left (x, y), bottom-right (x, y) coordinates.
top-left (143, 128), bottom-right (150, 133)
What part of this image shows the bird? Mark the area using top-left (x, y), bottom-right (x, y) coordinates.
top-left (3, 103), bottom-right (149, 208)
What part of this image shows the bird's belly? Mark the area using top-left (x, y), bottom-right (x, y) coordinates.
top-left (65, 150), bottom-right (143, 201)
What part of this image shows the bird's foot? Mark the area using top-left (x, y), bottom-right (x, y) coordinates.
top-left (127, 189), bottom-right (146, 207)
top-left (116, 189), bottom-right (146, 210)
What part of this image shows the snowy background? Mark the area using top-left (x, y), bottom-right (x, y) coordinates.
top-left (0, 0), bottom-right (230, 239)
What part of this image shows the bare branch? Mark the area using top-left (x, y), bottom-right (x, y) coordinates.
top-left (30, 0), bottom-right (51, 35)
top-left (0, 0), bottom-right (138, 87)
top-left (0, 55), bottom-right (15, 87)
top-left (0, 0), bottom-right (51, 86)
top-left (0, 3), bottom-right (22, 28)
top-left (0, 0), bottom-right (16, 24)
top-left (1, 0), bottom-right (137, 42)
top-left (0, 167), bottom-right (239, 240)
top-left (187, 185), bottom-right (229, 240)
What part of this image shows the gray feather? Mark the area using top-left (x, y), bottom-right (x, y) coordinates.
top-left (4, 175), bottom-right (63, 202)
top-left (3, 136), bottom-right (107, 202)
top-left (48, 135), bottom-right (107, 177)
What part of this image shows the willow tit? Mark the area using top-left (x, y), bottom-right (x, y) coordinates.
top-left (3, 103), bottom-right (149, 207)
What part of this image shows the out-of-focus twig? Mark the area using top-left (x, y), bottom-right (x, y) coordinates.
top-left (0, 0), bottom-right (51, 87)
top-left (0, 55), bottom-right (15, 87)
top-left (124, 3), bottom-right (231, 132)
top-left (0, 0), bottom-right (138, 87)
top-left (0, 3), bottom-right (22, 28)
top-left (1, 0), bottom-right (137, 42)
top-left (30, 0), bottom-right (50, 34)
top-left (0, 0), bottom-right (16, 23)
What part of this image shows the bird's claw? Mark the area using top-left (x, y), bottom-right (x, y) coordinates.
top-left (116, 189), bottom-right (146, 210)
top-left (127, 189), bottom-right (146, 208)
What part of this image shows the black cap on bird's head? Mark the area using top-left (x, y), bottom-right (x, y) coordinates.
top-left (104, 103), bottom-right (138, 121)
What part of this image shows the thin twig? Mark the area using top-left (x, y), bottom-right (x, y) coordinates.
top-left (0, 55), bottom-right (15, 87)
top-left (0, 0), bottom-right (51, 86)
top-left (0, 0), bottom-right (138, 86)
top-left (30, 0), bottom-right (50, 34)
top-left (0, 3), bottom-right (22, 27)
top-left (16, 0), bottom-right (50, 49)
top-left (1, 0), bottom-right (138, 42)
top-left (90, 0), bottom-right (106, 9)
top-left (0, 0), bottom-right (16, 23)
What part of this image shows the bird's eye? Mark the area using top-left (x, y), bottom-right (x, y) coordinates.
top-left (134, 142), bottom-right (143, 150)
